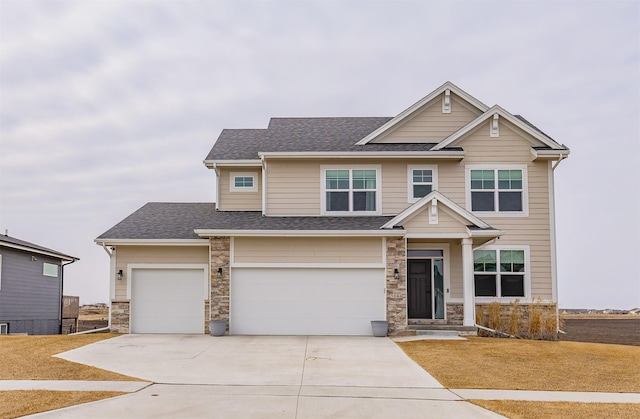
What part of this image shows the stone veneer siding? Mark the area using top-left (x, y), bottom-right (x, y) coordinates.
top-left (386, 236), bottom-right (407, 335)
top-left (210, 237), bottom-right (231, 332)
top-left (110, 301), bottom-right (130, 333)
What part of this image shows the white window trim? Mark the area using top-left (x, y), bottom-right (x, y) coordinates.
top-left (473, 244), bottom-right (531, 303)
top-left (43, 262), bottom-right (59, 277)
top-left (407, 165), bottom-right (438, 203)
top-left (465, 164), bottom-right (529, 217)
top-left (320, 165), bottom-right (382, 215)
top-left (229, 172), bottom-right (258, 193)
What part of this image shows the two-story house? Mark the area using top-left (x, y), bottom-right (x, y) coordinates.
top-left (96, 82), bottom-right (569, 336)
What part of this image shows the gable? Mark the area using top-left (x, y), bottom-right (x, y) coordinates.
top-left (451, 120), bottom-right (541, 163)
top-left (369, 93), bottom-right (482, 144)
top-left (402, 202), bottom-right (470, 236)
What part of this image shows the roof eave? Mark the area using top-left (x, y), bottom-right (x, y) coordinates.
top-left (531, 147), bottom-right (571, 160)
top-left (203, 159), bottom-right (262, 168)
top-left (0, 242), bottom-right (78, 261)
top-left (258, 151), bottom-right (465, 159)
top-left (194, 229), bottom-right (405, 237)
top-left (94, 239), bottom-right (209, 246)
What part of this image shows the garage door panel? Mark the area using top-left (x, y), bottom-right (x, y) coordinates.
top-left (131, 269), bottom-right (205, 334)
top-left (231, 268), bottom-right (385, 335)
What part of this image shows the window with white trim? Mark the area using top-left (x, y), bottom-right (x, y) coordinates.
top-left (229, 172), bottom-right (258, 192)
top-left (466, 165), bottom-right (528, 216)
top-left (43, 263), bottom-right (59, 277)
top-left (474, 248), bottom-right (528, 298)
top-left (322, 167), bottom-right (381, 214)
top-left (408, 165), bottom-right (438, 203)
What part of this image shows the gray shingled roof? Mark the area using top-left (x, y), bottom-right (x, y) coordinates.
top-left (205, 117), bottom-right (451, 160)
top-left (96, 203), bottom-right (397, 240)
top-left (0, 234), bottom-right (78, 261)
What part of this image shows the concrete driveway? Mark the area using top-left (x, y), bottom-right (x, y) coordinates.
top-left (31, 335), bottom-right (503, 418)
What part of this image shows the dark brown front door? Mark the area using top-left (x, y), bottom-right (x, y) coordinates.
top-left (408, 260), bottom-right (432, 318)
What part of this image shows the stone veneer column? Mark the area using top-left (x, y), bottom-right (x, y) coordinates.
top-left (110, 301), bottom-right (130, 333)
top-left (210, 237), bottom-right (231, 328)
top-left (386, 236), bottom-right (407, 334)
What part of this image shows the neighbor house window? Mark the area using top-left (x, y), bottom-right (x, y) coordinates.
top-left (229, 172), bottom-right (258, 192)
top-left (322, 166), bottom-right (381, 214)
top-left (474, 247), bottom-right (528, 298)
top-left (466, 165), bottom-right (528, 216)
top-left (408, 165), bottom-right (438, 203)
top-left (43, 263), bottom-right (59, 277)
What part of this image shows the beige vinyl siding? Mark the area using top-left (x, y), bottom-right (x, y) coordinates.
top-left (403, 206), bottom-right (469, 235)
top-left (266, 160), bottom-right (321, 215)
top-left (233, 236), bottom-right (383, 264)
top-left (114, 246), bottom-right (209, 301)
top-left (219, 168), bottom-right (262, 211)
top-left (374, 96), bottom-right (480, 143)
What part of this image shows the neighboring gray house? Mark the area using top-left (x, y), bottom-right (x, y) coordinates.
top-left (0, 234), bottom-right (78, 335)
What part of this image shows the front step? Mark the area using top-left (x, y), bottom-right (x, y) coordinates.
top-left (406, 324), bottom-right (478, 337)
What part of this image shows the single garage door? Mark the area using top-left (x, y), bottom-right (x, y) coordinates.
top-left (230, 268), bottom-right (385, 335)
top-left (131, 268), bottom-right (206, 333)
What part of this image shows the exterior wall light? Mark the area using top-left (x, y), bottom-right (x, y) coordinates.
top-left (117, 269), bottom-right (123, 280)
top-left (394, 268), bottom-right (400, 280)
top-left (217, 267), bottom-right (223, 278)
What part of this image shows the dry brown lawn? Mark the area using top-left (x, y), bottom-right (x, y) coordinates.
top-left (0, 390), bottom-right (126, 418)
top-left (0, 334), bottom-right (141, 380)
top-left (398, 337), bottom-right (640, 393)
top-left (470, 400), bottom-right (640, 419)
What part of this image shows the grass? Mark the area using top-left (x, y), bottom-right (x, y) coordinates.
top-left (0, 390), bottom-right (126, 419)
top-left (470, 400), bottom-right (640, 419)
top-left (0, 334), bottom-right (142, 417)
top-left (398, 337), bottom-right (640, 419)
top-left (0, 334), bottom-right (141, 380)
top-left (397, 337), bottom-right (640, 393)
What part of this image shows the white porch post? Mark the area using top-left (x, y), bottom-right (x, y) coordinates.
top-left (461, 238), bottom-right (475, 326)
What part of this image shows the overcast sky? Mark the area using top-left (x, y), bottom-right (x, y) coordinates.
top-left (1, 0), bottom-right (638, 309)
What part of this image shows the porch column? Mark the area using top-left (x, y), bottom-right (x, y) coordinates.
top-left (461, 238), bottom-right (475, 326)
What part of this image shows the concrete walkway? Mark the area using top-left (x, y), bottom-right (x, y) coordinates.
top-left (4, 335), bottom-right (638, 418)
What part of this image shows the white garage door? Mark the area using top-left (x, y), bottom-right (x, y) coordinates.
top-left (131, 268), bottom-right (205, 333)
top-left (230, 268), bottom-right (385, 335)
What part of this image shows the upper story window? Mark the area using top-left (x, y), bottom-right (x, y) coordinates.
top-left (321, 166), bottom-right (381, 214)
top-left (230, 172), bottom-right (258, 192)
top-left (465, 165), bottom-right (528, 217)
top-left (408, 165), bottom-right (438, 203)
top-left (474, 246), bottom-right (529, 298)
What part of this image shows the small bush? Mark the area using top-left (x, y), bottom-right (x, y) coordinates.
top-left (508, 299), bottom-right (521, 336)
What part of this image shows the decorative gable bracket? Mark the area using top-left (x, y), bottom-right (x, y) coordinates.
top-left (490, 114), bottom-right (499, 137)
top-left (442, 89), bottom-right (451, 114)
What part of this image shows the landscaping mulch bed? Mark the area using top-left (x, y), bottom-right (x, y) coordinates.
top-left (560, 317), bottom-right (640, 346)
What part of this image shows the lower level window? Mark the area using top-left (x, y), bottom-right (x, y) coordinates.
top-left (473, 249), bottom-right (525, 297)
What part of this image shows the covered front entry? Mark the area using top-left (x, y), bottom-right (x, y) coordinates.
top-left (407, 250), bottom-right (445, 320)
top-left (230, 267), bottom-right (386, 335)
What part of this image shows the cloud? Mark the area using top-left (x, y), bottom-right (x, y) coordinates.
top-left (1, 0), bottom-right (638, 306)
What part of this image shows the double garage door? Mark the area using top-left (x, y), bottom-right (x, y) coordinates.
top-left (230, 268), bottom-right (386, 335)
top-left (130, 267), bottom-right (385, 335)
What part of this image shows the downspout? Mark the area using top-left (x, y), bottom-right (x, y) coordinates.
top-left (551, 153), bottom-right (567, 333)
top-left (70, 244), bottom-right (114, 335)
top-left (59, 258), bottom-right (78, 334)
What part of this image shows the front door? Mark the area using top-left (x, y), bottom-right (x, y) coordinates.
top-left (408, 260), bottom-right (432, 318)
